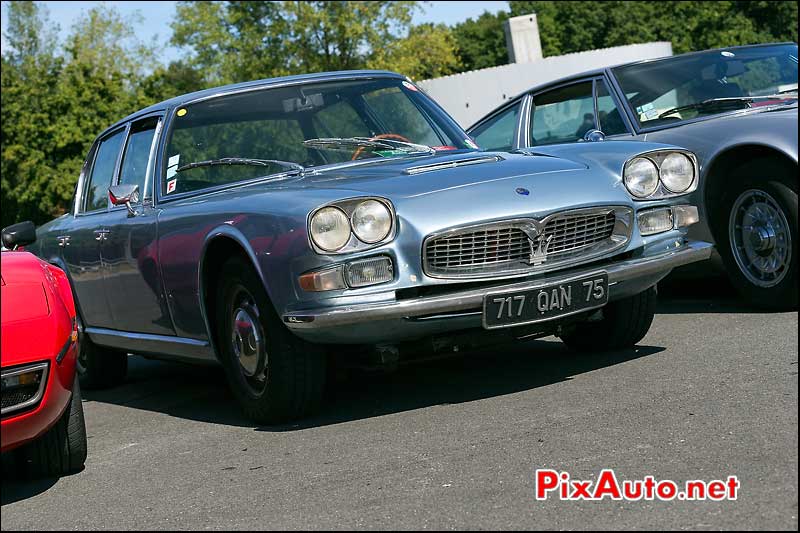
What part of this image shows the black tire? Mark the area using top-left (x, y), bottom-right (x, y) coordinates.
top-left (77, 324), bottom-right (128, 390)
top-left (214, 256), bottom-right (326, 424)
top-left (22, 375), bottom-right (88, 478)
top-left (713, 160), bottom-right (798, 310)
top-left (559, 287), bottom-right (657, 352)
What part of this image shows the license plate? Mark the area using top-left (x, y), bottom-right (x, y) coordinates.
top-left (483, 273), bottom-right (609, 329)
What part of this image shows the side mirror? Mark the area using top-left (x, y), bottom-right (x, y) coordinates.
top-left (109, 184), bottom-right (140, 216)
top-left (582, 129), bottom-right (606, 142)
top-left (1, 221), bottom-right (37, 250)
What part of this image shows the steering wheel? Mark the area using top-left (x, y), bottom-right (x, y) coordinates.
top-left (351, 133), bottom-right (413, 160)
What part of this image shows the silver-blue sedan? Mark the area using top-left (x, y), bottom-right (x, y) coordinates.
top-left (12, 70), bottom-right (711, 423)
top-left (469, 43), bottom-right (798, 310)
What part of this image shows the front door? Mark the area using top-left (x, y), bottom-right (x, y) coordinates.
top-left (101, 115), bottom-right (174, 335)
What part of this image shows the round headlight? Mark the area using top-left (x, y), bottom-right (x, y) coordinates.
top-left (624, 157), bottom-right (659, 198)
top-left (310, 207), bottom-right (351, 251)
top-left (351, 200), bottom-right (392, 243)
top-left (659, 152), bottom-right (694, 193)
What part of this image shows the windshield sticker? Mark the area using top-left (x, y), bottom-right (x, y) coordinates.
top-left (168, 154), bottom-right (180, 167)
top-left (176, 108), bottom-right (188, 117)
top-left (635, 102), bottom-right (655, 115)
top-left (432, 145), bottom-right (457, 151)
top-left (166, 165), bottom-right (178, 180)
top-left (643, 109), bottom-right (660, 120)
top-left (402, 80), bottom-right (419, 92)
top-left (166, 179), bottom-right (177, 194)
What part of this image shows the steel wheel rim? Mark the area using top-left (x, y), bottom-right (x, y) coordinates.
top-left (230, 287), bottom-right (268, 395)
top-left (729, 188), bottom-right (792, 288)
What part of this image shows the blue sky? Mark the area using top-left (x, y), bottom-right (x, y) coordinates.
top-left (1, 1), bottom-right (509, 62)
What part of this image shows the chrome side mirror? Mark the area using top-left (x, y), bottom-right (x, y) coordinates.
top-left (109, 184), bottom-right (140, 216)
top-left (583, 129), bottom-right (606, 142)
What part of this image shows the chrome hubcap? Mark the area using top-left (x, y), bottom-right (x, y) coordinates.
top-left (230, 291), bottom-right (267, 393)
top-left (729, 189), bottom-right (791, 288)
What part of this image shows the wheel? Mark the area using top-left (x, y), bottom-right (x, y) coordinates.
top-left (559, 287), bottom-right (657, 352)
top-left (714, 160), bottom-right (797, 310)
top-left (76, 318), bottom-right (128, 389)
top-left (22, 375), bottom-right (88, 478)
top-left (215, 256), bottom-right (326, 424)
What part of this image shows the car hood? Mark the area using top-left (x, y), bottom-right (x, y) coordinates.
top-left (0, 252), bottom-right (51, 323)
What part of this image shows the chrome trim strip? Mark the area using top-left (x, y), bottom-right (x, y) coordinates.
top-left (1, 362), bottom-right (49, 417)
top-left (403, 155), bottom-right (503, 175)
top-left (422, 206), bottom-right (633, 280)
top-left (85, 328), bottom-right (214, 361)
top-left (283, 240), bottom-right (713, 329)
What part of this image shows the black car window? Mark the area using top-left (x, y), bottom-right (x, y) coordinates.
top-left (83, 129), bottom-right (125, 213)
top-left (530, 82), bottom-right (595, 146)
top-left (470, 101), bottom-right (520, 151)
top-left (596, 80), bottom-right (629, 136)
top-left (118, 117), bottom-right (160, 199)
top-left (362, 87), bottom-right (443, 147)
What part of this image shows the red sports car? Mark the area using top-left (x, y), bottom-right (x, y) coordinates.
top-left (1, 221), bottom-right (87, 477)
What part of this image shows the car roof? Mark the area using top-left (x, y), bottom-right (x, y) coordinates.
top-left (105, 69), bottom-right (407, 135)
top-left (469, 42), bottom-right (796, 130)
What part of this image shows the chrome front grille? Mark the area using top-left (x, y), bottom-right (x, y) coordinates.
top-left (543, 211), bottom-right (616, 256)
top-left (425, 227), bottom-right (530, 272)
top-left (423, 207), bottom-right (633, 279)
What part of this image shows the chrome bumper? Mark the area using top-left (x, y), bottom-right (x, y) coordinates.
top-left (283, 240), bottom-right (712, 341)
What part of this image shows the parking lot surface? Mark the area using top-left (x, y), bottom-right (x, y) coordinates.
top-left (1, 277), bottom-right (797, 530)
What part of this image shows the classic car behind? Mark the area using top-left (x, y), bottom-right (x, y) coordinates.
top-left (27, 71), bottom-right (711, 423)
top-left (1, 223), bottom-right (87, 477)
top-left (468, 42), bottom-right (798, 309)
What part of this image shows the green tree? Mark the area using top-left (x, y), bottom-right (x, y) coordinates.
top-left (1, 2), bottom-right (156, 227)
top-left (451, 11), bottom-right (510, 72)
top-left (508, 1), bottom-right (798, 56)
top-left (170, 1), bottom-right (460, 83)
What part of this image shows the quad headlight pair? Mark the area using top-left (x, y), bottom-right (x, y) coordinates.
top-left (623, 151), bottom-right (697, 199)
top-left (309, 198), bottom-right (395, 253)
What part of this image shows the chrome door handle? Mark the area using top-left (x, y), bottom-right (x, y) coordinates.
top-left (93, 229), bottom-right (110, 242)
top-left (57, 235), bottom-right (70, 247)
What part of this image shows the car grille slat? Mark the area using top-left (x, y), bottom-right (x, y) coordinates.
top-left (423, 208), bottom-right (631, 278)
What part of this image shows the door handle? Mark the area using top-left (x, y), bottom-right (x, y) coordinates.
top-left (57, 235), bottom-right (70, 247)
top-left (93, 229), bottom-right (110, 242)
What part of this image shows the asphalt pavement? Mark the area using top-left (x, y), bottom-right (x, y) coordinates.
top-left (1, 276), bottom-right (797, 530)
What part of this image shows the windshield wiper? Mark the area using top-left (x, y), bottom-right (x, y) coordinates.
top-left (303, 137), bottom-right (435, 155)
top-left (658, 95), bottom-right (796, 120)
top-left (175, 157), bottom-right (304, 175)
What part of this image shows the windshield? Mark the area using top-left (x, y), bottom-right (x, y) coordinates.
top-left (162, 77), bottom-right (471, 195)
top-left (612, 43), bottom-right (798, 128)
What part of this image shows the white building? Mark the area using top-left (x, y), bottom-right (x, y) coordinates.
top-left (417, 14), bottom-right (673, 127)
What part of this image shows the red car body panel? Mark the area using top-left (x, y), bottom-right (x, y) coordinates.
top-left (1, 251), bottom-right (79, 453)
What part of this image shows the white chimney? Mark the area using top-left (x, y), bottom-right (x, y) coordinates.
top-left (504, 13), bottom-right (543, 64)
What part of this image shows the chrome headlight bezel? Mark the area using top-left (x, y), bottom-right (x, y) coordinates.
top-left (307, 197), bottom-right (397, 255)
top-left (623, 150), bottom-right (698, 200)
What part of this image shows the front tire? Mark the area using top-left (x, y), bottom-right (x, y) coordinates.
top-left (715, 162), bottom-right (797, 310)
top-left (559, 287), bottom-right (657, 352)
top-left (22, 375), bottom-right (88, 478)
top-left (215, 257), bottom-right (326, 424)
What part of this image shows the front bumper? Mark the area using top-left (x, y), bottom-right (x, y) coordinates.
top-left (283, 240), bottom-right (713, 344)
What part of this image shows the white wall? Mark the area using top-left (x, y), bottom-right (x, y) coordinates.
top-left (417, 42), bottom-right (673, 128)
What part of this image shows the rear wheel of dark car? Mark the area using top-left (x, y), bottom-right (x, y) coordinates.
top-left (559, 287), bottom-right (656, 352)
top-left (715, 159), bottom-right (797, 310)
top-left (214, 256), bottom-right (326, 424)
top-left (77, 320), bottom-right (128, 389)
top-left (22, 375), bottom-right (87, 478)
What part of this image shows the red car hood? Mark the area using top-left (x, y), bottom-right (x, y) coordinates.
top-left (1, 252), bottom-right (66, 367)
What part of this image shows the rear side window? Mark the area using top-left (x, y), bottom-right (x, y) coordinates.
top-left (470, 101), bottom-right (520, 151)
top-left (84, 129), bottom-right (125, 212)
top-left (118, 117), bottom-right (160, 199)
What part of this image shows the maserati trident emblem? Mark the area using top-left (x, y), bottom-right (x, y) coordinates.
top-left (530, 234), bottom-right (554, 266)
top-left (515, 187), bottom-right (530, 196)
